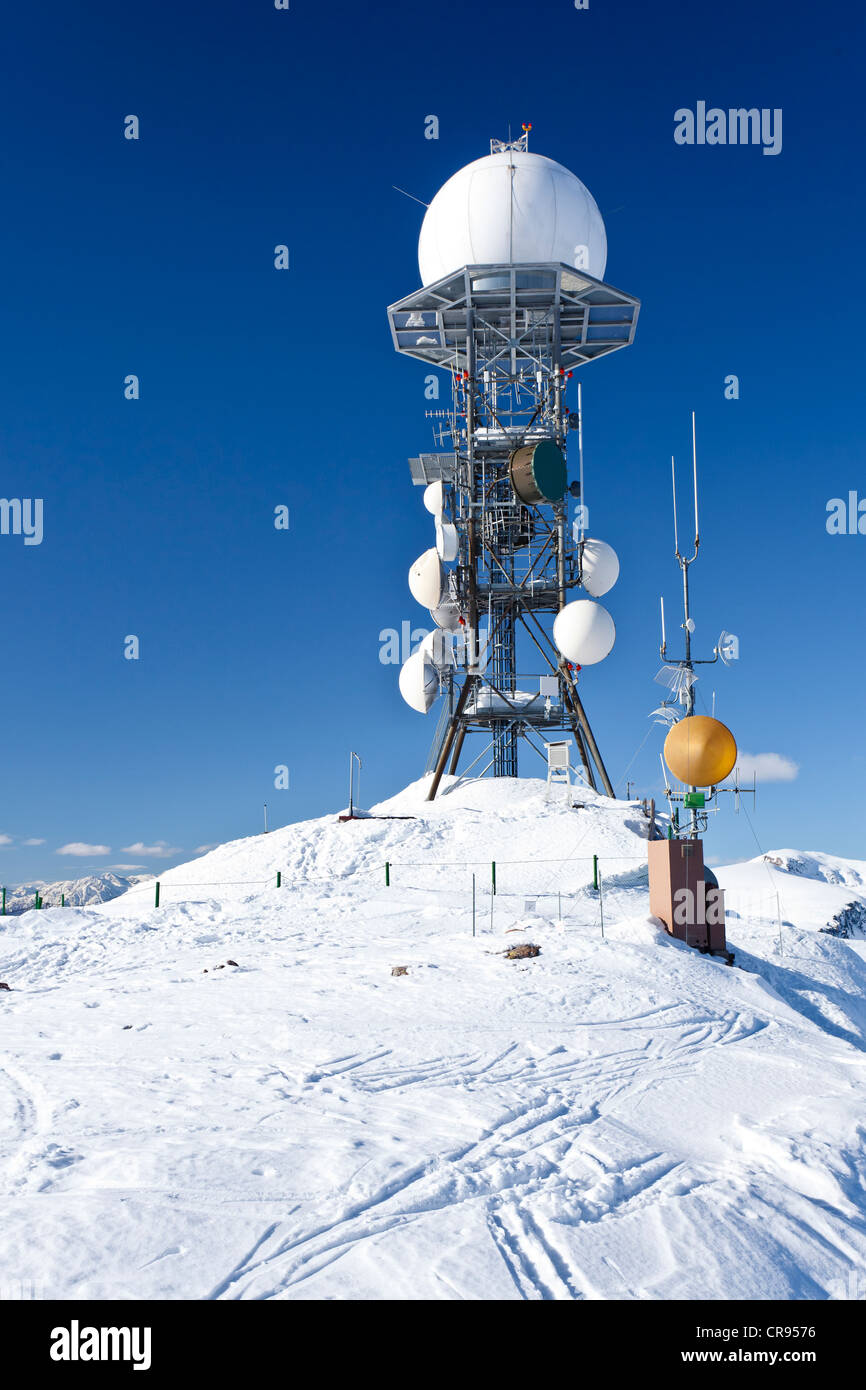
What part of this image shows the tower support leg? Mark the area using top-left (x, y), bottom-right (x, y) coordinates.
top-left (426, 676), bottom-right (477, 802)
top-left (448, 725), bottom-right (467, 776)
top-left (560, 666), bottom-right (615, 798)
top-left (568, 717), bottom-right (596, 791)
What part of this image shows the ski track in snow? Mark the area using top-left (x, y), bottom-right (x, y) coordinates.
top-left (2, 776), bottom-right (866, 1301)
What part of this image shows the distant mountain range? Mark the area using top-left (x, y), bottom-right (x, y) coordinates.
top-left (1, 871), bottom-right (153, 914)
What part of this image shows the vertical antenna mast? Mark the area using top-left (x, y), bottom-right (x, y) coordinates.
top-left (577, 381), bottom-right (585, 540)
top-left (692, 410), bottom-right (700, 552)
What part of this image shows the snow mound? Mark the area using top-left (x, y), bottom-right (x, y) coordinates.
top-left (98, 775), bottom-right (653, 916)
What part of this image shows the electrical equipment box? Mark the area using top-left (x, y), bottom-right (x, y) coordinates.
top-left (648, 838), bottom-right (730, 958)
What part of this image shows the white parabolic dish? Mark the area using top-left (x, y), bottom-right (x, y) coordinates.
top-left (579, 537), bottom-right (620, 598)
top-left (408, 548), bottom-right (445, 608)
top-left (398, 650), bottom-right (439, 713)
top-left (553, 599), bottom-right (616, 665)
top-left (418, 150), bottom-right (608, 287)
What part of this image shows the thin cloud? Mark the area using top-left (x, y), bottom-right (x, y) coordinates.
top-left (23, 838), bottom-right (46, 846)
top-left (107, 863), bottom-right (148, 872)
top-left (734, 752), bottom-right (799, 783)
top-left (0, 834), bottom-right (13, 846)
top-left (194, 844), bottom-right (218, 855)
top-left (56, 843), bottom-right (112, 857)
top-left (121, 841), bottom-right (182, 858)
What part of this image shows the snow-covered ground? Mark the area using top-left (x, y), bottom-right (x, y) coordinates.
top-left (1, 776), bottom-right (865, 1301)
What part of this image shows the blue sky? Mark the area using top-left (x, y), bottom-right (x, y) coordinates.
top-left (0, 0), bottom-right (863, 882)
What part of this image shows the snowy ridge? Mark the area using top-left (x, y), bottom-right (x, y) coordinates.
top-left (1, 872), bottom-right (153, 914)
top-left (760, 849), bottom-right (866, 892)
top-left (718, 849), bottom-right (866, 940)
top-left (1, 776), bottom-right (866, 1301)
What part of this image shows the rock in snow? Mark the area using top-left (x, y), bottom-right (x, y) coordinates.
top-left (0, 774), bottom-right (865, 1301)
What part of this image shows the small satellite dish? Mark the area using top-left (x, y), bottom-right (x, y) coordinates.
top-left (579, 537), bottom-right (619, 598)
top-left (649, 705), bottom-right (680, 728)
top-left (685, 618), bottom-right (696, 633)
top-left (408, 548), bottom-right (445, 608)
top-left (553, 599), bottom-right (615, 665)
top-left (429, 597), bottom-right (462, 631)
top-left (423, 481), bottom-right (445, 515)
top-left (398, 650), bottom-right (439, 713)
top-left (717, 631), bottom-right (738, 666)
top-left (435, 520), bottom-right (458, 562)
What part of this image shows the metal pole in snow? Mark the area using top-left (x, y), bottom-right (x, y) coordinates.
top-left (593, 854), bottom-right (599, 890)
top-left (264, 803), bottom-right (269, 833)
top-left (385, 861), bottom-right (390, 887)
top-left (348, 751), bottom-right (362, 818)
top-left (491, 860), bottom-right (496, 895)
top-left (599, 871), bottom-right (605, 939)
top-left (277, 871), bottom-right (282, 888)
top-left (155, 881), bottom-right (160, 908)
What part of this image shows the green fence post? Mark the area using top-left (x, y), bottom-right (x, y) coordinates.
top-left (592, 854), bottom-right (599, 891)
top-left (385, 861), bottom-right (390, 887)
top-left (491, 861), bottom-right (496, 896)
top-left (154, 881), bottom-right (160, 908)
top-left (61, 893), bottom-right (65, 908)
top-left (276, 871), bottom-right (282, 888)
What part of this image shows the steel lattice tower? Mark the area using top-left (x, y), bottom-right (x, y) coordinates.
top-left (388, 136), bottom-right (639, 800)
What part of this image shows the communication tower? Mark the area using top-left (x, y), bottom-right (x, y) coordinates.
top-left (388, 129), bottom-right (640, 799)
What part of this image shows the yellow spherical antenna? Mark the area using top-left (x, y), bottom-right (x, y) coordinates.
top-left (664, 715), bottom-right (737, 788)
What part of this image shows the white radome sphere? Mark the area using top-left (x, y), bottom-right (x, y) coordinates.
top-left (553, 599), bottom-right (616, 665)
top-left (579, 538), bottom-right (620, 597)
top-left (419, 150), bottom-right (607, 287)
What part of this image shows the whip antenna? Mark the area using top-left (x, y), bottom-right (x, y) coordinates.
top-left (692, 411), bottom-right (700, 552)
